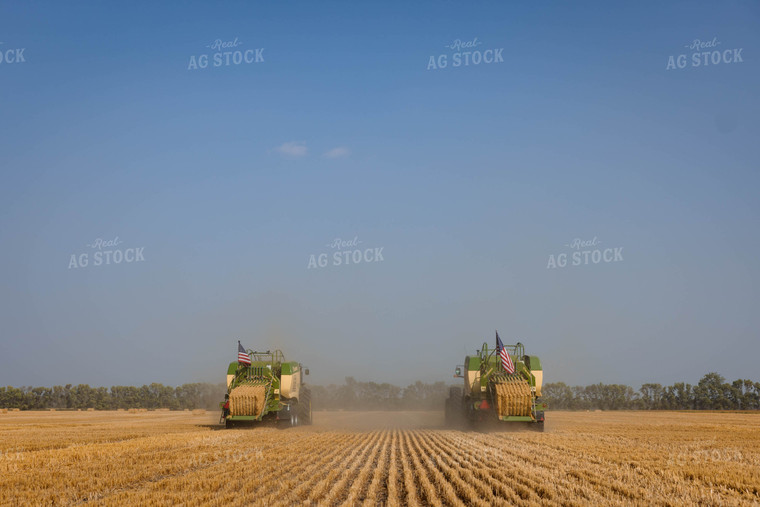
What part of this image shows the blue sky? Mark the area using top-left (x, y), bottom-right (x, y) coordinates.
top-left (1, 0), bottom-right (759, 388)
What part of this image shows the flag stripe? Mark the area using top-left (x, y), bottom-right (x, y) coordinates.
top-left (496, 331), bottom-right (516, 374)
top-left (238, 342), bottom-right (251, 365)
top-left (500, 347), bottom-right (515, 374)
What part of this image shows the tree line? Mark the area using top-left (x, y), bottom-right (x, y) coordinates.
top-left (0, 378), bottom-right (449, 412)
top-left (0, 383), bottom-right (225, 411)
top-left (310, 377), bottom-right (449, 411)
top-left (2, 372), bottom-right (758, 411)
top-left (543, 373), bottom-right (760, 410)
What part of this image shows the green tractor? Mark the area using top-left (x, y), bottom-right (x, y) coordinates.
top-left (221, 348), bottom-right (311, 428)
top-left (446, 340), bottom-right (546, 431)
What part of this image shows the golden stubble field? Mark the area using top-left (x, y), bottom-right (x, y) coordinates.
top-left (1, 410), bottom-right (758, 506)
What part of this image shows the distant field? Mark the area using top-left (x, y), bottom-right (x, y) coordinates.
top-left (1, 410), bottom-right (758, 505)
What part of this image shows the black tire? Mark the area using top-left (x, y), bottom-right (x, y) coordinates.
top-left (288, 402), bottom-right (300, 427)
top-left (304, 400), bottom-right (312, 425)
top-left (300, 389), bottom-right (312, 425)
top-left (445, 388), bottom-right (465, 428)
top-left (225, 419), bottom-right (233, 429)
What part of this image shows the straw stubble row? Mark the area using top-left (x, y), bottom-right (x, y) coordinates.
top-left (1, 411), bottom-right (759, 505)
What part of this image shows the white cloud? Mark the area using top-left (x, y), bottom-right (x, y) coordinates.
top-left (274, 141), bottom-right (308, 158)
top-left (323, 147), bottom-right (350, 159)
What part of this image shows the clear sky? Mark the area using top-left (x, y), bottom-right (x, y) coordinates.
top-left (1, 0), bottom-right (758, 389)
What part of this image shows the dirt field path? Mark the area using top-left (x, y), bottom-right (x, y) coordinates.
top-left (1, 410), bottom-right (758, 505)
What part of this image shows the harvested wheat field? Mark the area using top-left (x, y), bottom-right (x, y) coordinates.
top-left (1, 410), bottom-right (758, 506)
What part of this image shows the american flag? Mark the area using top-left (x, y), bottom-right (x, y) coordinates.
top-left (238, 341), bottom-right (251, 366)
top-left (496, 331), bottom-right (515, 374)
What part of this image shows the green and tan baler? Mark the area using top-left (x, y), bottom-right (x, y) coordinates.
top-left (221, 349), bottom-right (311, 428)
top-left (446, 341), bottom-right (546, 430)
